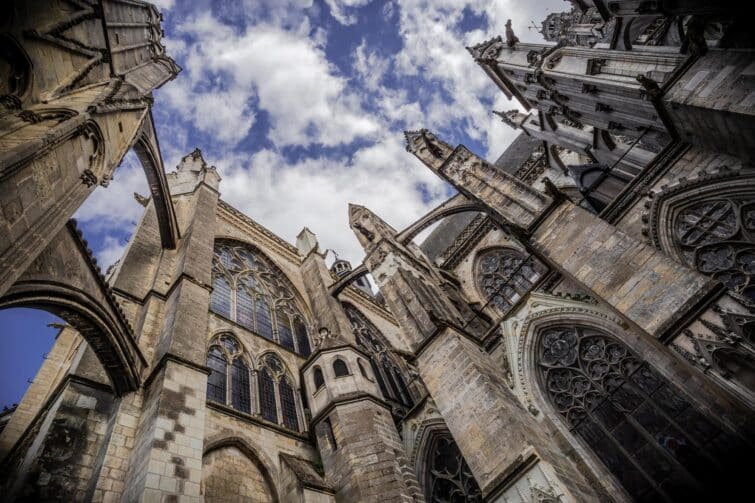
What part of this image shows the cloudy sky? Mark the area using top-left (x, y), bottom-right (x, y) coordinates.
top-left (76, 0), bottom-right (561, 266)
top-left (1, 0), bottom-right (563, 408)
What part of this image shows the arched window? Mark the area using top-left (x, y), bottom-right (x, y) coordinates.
top-left (333, 358), bottom-right (349, 377)
top-left (279, 376), bottom-right (299, 431)
top-left (358, 359), bottom-right (370, 379)
top-left (342, 303), bottom-right (413, 408)
top-left (313, 367), bottom-right (325, 390)
top-left (423, 432), bottom-right (482, 502)
top-left (258, 367), bottom-right (277, 423)
top-left (475, 247), bottom-right (545, 315)
top-left (536, 325), bottom-right (740, 501)
top-left (206, 347), bottom-right (227, 404)
top-left (258, 353), bottom-right (301, 432)
top-left (210, 242), bottom-right (312, 356)
top-left (671, 198), bottom-right (754, 302)
top-left (206, 334), bottom-right (250, 414)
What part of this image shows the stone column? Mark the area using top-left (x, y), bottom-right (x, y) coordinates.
top-left (405, 129), bottom-right (717, 341)
top-left (296, 229), bottom-right (423, 503)
top-left (348, 204), bottom-right (602, 501)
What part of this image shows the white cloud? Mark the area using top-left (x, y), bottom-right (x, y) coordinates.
top-left (324, 0), bottom-right (373, 25)
top-left (163, 13), bottom-right (379, 148)
top-left (97, 236), bottom-right (129, 270)
top-left (74, 151), bottom-right (148, 267)
top-left (83, 0), bottom-right (562, 268)
top-left (214, 134), bottom-right (451, 264)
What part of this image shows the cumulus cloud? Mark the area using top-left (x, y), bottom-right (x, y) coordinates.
top-left (214, 133), bottom-right (451, 263)
top-left (79, 0), bottom-right (562, 268)
top-left (164, 13), bottom-right (379, 148)
top-left (74, 151), bottom-right (148, 267)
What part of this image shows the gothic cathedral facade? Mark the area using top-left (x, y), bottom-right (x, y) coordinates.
top-left (0, 0), bottom-right (754, 502)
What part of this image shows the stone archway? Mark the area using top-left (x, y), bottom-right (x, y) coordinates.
top-left (202, 437), bottom-right (279, 503)
top-left (0, 220), bottom-right (145, 395)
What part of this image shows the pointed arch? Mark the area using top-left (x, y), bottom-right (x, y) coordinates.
top-left (256, 351), bottom-right (301, 432)
top-left (413, 421), bottom-right (482, 503)
top-left (520, 308), bottom-right (746, 502)
top-left (203, 436), bottom-right (279, 503)
top-left (473, 246), bottom-right (546, 315)
top-left (646, 169), bottom-right (755, 304)
top-left (210, 239), bottom-right (312, 355)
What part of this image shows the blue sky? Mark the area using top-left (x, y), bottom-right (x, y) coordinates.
top-left (1, 0), bottom-right (561, 408)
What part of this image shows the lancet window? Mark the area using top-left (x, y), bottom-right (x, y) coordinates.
top-left (342, 303), bottom-right (413, 408)
top-left (206, 333), bottom-right (251, 414)
top-left (423, 432), bottom-right (482, 502)
top-left (673, 198), bottom-right (755, 302)
top-left (210, 242), bottom-right (312, 356)
top-left (258, 353), bottom-right (300, 432)
top-left (536, 325), bottom-right (740, 501)
top-left (475, 247), bottom-right (545, 315)
top-left (205, 337), bottom-right (301, 432)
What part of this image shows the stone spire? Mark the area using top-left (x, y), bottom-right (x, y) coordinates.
top-left (347, 203), bottom-right (400, 253)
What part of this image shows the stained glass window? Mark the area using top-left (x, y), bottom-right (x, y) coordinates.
top-left (259, 367), bottom-right (277, 423)
top-left (256, 298), bottom-right (274, 341)
top-left (280, 376), bottom-right (299, 431)
top-left (294, 317), bottom-right (311, 356)
top-left (333, 359), bottom-right (349, 377)
top-left (475, 248), bottom-right (545, 315)
top-left (278, 313), bottom-right (295, 352)
top-left (342, 303), bottom-right (414, 408)
top-left (424, 433), bottom-right (482, 502)
top-left (537, 325), bottom-right (740, 501)
top-left (206, 346), bottom-right (227, 404)
top-left (206, 334), bottom-right (253, 416)
top-left (210, 242), bottom-right (313, 355)
top-left (231, 358), bottom-right (251, 414)
top-left (211, 276), bottom-right (232, 319)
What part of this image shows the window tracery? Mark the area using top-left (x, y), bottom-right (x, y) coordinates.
top-left (257, 353), bottom-right (301, 432)
top-left (536, 325), bottom-right (739, 501)
top-left (475, 248), bottom-right (545, 314)
top-left (673, 198), bottom-right (755, 302)
top-left (342, 303), bottom-right (414, 409)
top-left (210, 242), bottom-right (312, 355)
top-left (205, 336), bottom-right (301, 432)
top-left (206, 334), bottom-right (250, 414)
top-left (424, 432), bottom-right (482, 503)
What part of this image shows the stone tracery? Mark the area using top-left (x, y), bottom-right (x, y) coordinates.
top-left (211, 241), bottom-right (312, 356)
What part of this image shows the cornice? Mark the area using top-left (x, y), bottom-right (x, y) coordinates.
top-left (217, 200), bottom-right (301, 264)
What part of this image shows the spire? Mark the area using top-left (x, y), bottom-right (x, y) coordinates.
top-left (348, 203), bottom-right (397, 250)
top-left (404, 129), bottom-right (455, 172)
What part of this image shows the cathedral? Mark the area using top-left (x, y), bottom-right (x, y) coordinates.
top-left (1, 0), bottom-right (754, 501)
